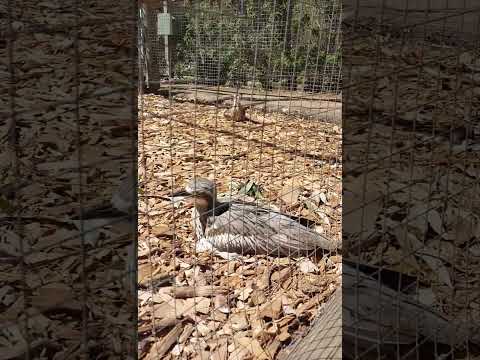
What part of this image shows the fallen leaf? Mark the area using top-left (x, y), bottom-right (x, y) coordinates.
top-left (280, 185), bottom-right (301, 206)
top-left (214, 295), bottom-right (230, 314)
top-left (428, 209), bottom-right (444, 235)
top-left (211, 340), bottom-right (228, 360)
top-left (236, 287), bottom-right (254, 301)
top-left (138, 263), bottom-right (153, 285)
top-left (419, 253), bottom-right (452, 288)
top-left (230, 312), bottom-right (249, 331)
top-left (31, 283), bottom-right (80, 311)
top-left (236, 337), bottom-right (269, 360)
top-left (343, 189), bottom-right (382, 235)
top-left (319, 192), bottom-right (327, 204)
top-left (151, 224), bottom-right (172, 236)
top-left (196, 322), bottom-right (211, 336)
top-left (277, 331), bottom-right (291, 342)
top-left (418, 288), bottom-right (437, 306)
top-left (259, 297), bottom-right (283, 320)
top-left (251, 290), bottom-right (267, 306)
top-left (271, 268), bottom-right (291, 283)
top-left (297, 258), bottom-right (319, 273)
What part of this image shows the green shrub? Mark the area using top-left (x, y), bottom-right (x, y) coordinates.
top-left (173, 0), bottom-right (341, 92)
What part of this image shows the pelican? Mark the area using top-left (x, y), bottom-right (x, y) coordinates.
top-left (76, 175), bottom-right (136, 295)
top-left (172, 177), bottom-right (339, 257)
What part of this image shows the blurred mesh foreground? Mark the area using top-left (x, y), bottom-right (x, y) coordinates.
top-left (343, 2), bottom-right (480, 360)
top-left (1, 0), bottom-right (137, 356)
top-left (138, 0), bottom-right (341, 359)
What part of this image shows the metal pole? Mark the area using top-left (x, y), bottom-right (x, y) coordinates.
top-left (163, 0), bottom-right (171, 79)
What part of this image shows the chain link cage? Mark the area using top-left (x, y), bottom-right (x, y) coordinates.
top-left (138, 0), bottom-right (342, 359)
top-left (344, 1), bottom-right (480, 360)
top-left (141, 0), bottom-right (341, 94)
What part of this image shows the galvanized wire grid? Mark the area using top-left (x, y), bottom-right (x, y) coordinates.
top-left (141, 0), bottom-right (341, 94)
top-left (2, 0), bottom-right (138, 359)
top-left (138, 1), bottom-right (341, 359)
top-left (344, 1), bottom-right (480, 360)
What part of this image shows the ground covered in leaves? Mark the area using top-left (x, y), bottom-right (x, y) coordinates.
top-left (343, 16), bottom-right (480, 346)
top-left (0, 1), bottom-right (137, 358)
top-left (138, 95), bottom-right (342, 359)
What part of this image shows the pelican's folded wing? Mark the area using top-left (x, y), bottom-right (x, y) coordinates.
top-left (204, 204), bottom-right (263, 254)
top-left (260, 210), bottom-right (339, 252)
top-left (343, 264), bottom-right (466, 346)
top-left (204, 204), bottom-right (338, 256)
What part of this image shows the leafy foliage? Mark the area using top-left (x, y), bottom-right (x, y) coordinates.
top-left (173, 0), bottom-right (341, 92)
top-left (238, 179), bottom-right (264, 200)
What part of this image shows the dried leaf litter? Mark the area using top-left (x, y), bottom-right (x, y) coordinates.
top-left (138, 95), bottom-right (342, 360)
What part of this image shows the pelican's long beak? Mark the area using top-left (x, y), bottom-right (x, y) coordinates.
top-left (169, 189), bottom-right (193, 203)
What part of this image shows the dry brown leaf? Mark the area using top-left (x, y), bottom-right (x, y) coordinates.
top-left (277, 315), bottom-right (296, 328)
top-left (259, 297), bottom-right (283, 320)
top-left (230, 311), bottom-right (249, 331)
top-left (138, 263), bottom-right (153, 285)
top-left (428, 209), bottom-right (444, 235)
top-left (170, 285), bottom-right (228, 298)
top-left (151, 223), bottom-right (172, 236)
top-left (31, 283), bottom-right (81, 311)
top-left (214, 294), bottom-right (231, 314)
top-left (277, 331), bottom-right (291, 342)
top-left (145, 323), bottom-right (183, 360)
top-left (251, 290), bottom-right (267, 306)
top-left (236, 287), bottom-right (254, 301)
top-left (419, 253), bottom-right (452, 288)
top-left (184, 297), bottom-right (211, 315)
top-left (393, 226), bottom-right (421, 271)
top-left (152, 299), bottom-right (186, 319)
top-left (266, 339), bottom-right (281, 359)
top-left (280, 185), bottom-right (301, 206)
top-left (271, 267), bottom-right (291, 283)
top-left (0, 339), bottom-right (47, 360)
top-left (196, 322), bottom-right (211, 336)
top-left (319, 192), bottom-right (328, 204)
top-left (211, 310), bottom-right (228, 322)
top-left (237, 337), bottom-right (270, 360)
top-left (297, 258), bottom-right (319, 273)
top-left (179, 323), bottom-right (195, 343)
top-left (257, 267), bottom-right (272, 290)
top-left (451, 215), bottom-right (476, 245)
top-left (211, 340), bottom-right (228, 360)
top-left (343, 189), bottom-right (382, 235)
top-left (251, 318), bottom-right (266, 339)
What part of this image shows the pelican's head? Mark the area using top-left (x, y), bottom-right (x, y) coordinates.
top-left (171, 177), bottom-right (217, 209)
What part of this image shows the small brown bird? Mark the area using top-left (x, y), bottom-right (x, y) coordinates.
top-left (224, 93), bottom-right (248, 122)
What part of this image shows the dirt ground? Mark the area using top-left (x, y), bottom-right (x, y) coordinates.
top-left (147, 84), bottom-right (342, 124)
top-left (137, 94), bottom-right (342, 359)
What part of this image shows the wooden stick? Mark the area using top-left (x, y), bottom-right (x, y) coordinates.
top-left (147, 322), bottom-right (183, 359)
top-left (178, 323), bottom-right (194, 343)
top-left (168, 285), bottom-right (228, 298)
top-left (156, 317), bottom-right (182, 331)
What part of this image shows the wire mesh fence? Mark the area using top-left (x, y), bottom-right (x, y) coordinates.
top-left (344, 1), bottom-right (480, 359)
top-left (1, 0), bottom-right (138, 358)
top-left (138, 0), bottom-right (342, 359)
top-left (141, 0), bottom-right (341, 94)
top-left (7, 0), bottom-right (480, 358)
